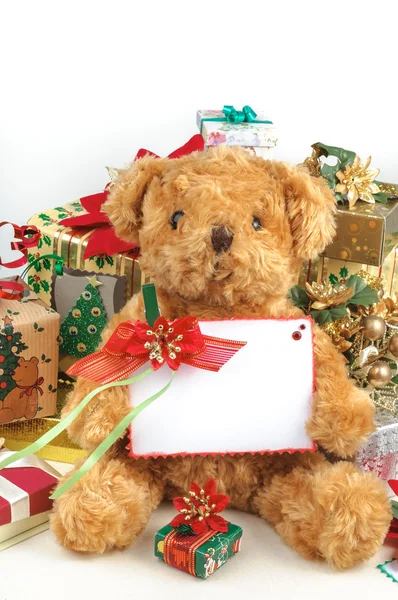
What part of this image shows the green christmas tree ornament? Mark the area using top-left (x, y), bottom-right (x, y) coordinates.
top-left (59, 275), bottom-right (108, 358)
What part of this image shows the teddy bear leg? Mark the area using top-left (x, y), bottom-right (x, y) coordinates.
top-left (51, 453), bottom-right (162, 553)
top-left (253, 457), bottom-right (391, 569)
top-left (24, 392), bottom-right (38, 419)
top-left (0, 407), bottom-right (15, 423)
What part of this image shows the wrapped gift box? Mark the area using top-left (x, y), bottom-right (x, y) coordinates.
top-left (27, 198), bottom-right (145, 311)
top-left (0, 417), bottom-right (86, 464)
top-left (197, 108), bottom-right (277, 159)
top-left (298, 250), bottom-right (398, 296)
top-left (0, 278), bottom-right (59, 424)
top-left (357, 407), bottom-right (398, 491)
top-left (0, 448), bottom-right (60, 550)
top-left (323, 198), bottom-right (398, 266)
top-left (155, 523), bottom-right (242, 578)
top-left (28, 197), bottom-right (146, 369)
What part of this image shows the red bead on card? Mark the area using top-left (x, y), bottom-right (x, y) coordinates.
top-left (292, 331), bottom-right (302, 340)
top-left (299, 324), bottom-right (306, 330)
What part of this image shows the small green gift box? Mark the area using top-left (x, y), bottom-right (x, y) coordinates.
top-left (155, 523), bottom-right (242, 579)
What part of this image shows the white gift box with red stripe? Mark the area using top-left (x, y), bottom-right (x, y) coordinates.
top-left (0, 448), bottom-right (60, 548)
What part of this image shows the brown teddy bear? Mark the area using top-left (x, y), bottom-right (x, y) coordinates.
top-left (0, 356), bottom-right (42, 423)
top-left (51, 146), bottom-right (391, 568)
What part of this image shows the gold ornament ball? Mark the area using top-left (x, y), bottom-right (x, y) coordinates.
top-left (361, 316), bottom-right (386, 341)
top-left (367, 361), bottom-right (392, 387)
top-left (388, 334), bottom-right (398, 357)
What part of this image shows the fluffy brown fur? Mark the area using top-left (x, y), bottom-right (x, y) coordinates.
top-left (51, 147), bottom-right (391, 568)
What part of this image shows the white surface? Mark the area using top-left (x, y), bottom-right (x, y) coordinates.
top-left (129, 319), bottom-right (314, 456)
top-left (1, 0), bottom-right (398, 237)
top-left (0, 460), bottom-right (396, 600)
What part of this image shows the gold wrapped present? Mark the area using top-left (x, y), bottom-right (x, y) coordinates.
top-left (0, 418), bottom-right (86, 464)
top-left (324, 198), bottom-right (398, 266)
top-left (299, 250), bottom-right (398, 296)
top-left (27, 197), bottom-right (146, 308)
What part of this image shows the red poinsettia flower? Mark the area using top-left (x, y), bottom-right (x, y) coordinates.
top-left (170, 478), bottom-right (230, 535)
top-left (133, 316), bottom-right (205, 371)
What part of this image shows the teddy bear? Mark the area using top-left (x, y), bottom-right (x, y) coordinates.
top-left (51, 146), bottom-right (392, 569)
top-left (0, 356), bottom-right (42, 423)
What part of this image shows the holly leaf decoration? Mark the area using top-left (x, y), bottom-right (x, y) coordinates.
top-left (105, 255), bottom-right (114, 266)
top-left (32, 283), bottom-right (41, 294)
top-left (345, 275), bottom-right (379, 306)
top-left (41, 280), bottom-right (50, 293)
top-left (329, 273), bottom-right (339, 285)
top-left (38, 213), bottom-right (51, 222)
top-left (43, 235), bottom-right (52, 246)
top-left (287, 285), bottom-right (310, 309)
top-left (310, 305), bottom-right (348, 326)
top-left (339, 267), bottom-right (348, 279)
top-left (42, 258), bottom-right (51, 270)
top-left (37, 237), bottom-right (43, 249)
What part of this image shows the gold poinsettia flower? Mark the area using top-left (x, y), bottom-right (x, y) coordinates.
top-left (305, 282), bottom-right (353, 310)
top-left (335, 155), bottom-right (380, 208)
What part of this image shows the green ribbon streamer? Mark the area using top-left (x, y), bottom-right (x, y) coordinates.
top-left (200, 104), bottom-right (273, 134)
top-left (0, 367), bottom-right (154, 472)
top-left (51, 371), bottom-right (174, 499)
top-left (21, 254), bottom-right (64, 279)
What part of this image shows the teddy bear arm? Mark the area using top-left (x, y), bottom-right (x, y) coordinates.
top-left (307, 326), bottom-right (375, 457)
top-left (62, 296), bottom-right (146, 450)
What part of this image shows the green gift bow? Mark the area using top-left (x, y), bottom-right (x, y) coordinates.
top-left (200, 105), bottom-right (273, 134)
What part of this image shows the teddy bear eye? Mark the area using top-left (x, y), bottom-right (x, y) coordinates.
top-left (170, 211), bottom-right (184, 230)
top-left (252, 217), bottom-right (262, 231)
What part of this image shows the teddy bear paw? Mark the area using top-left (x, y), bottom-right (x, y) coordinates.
top-left (51, 458), bottom-right (152, 553)
top-left (317, 467), bottom-right (391, 569)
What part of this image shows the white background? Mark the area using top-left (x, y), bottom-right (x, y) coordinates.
top-left (1, 4), bottom-right (398, 591)
top-left (1, 0), bottom-right (398, 233)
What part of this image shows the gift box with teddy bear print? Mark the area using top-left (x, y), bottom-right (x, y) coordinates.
top-left (0, 277), bottom-right (59, 424)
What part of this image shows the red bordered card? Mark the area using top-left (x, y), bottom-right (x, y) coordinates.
top-left (128, 317), bottom-right (316, 458)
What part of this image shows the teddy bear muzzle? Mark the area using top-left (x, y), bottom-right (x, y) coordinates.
top-left (211, 226), bottom-right (234, 254)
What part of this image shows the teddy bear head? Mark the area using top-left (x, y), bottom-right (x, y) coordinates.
top-left (104, 146), bottom-right (336, 306)
top-left (11, 356), bottom-right (39, 384)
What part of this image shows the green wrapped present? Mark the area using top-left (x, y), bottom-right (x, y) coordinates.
top-left (155, 522), bottom-right (242, 578)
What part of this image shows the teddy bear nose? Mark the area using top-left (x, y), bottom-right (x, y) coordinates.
top-left (211, 226), bottom-right (234, 254)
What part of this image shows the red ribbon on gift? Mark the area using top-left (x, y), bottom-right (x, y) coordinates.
top-left (59, 134), bottom-right (204, 259)
top-left (0, 222), bottom-right (41, 300)
top-left (67, 315), bottom-right (246, 384)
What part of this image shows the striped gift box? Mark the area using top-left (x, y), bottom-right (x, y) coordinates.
top-left (0, 449), bottom-right (60, 546)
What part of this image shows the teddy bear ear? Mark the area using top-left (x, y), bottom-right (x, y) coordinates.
top-left (103, 156), bottom-right (169, 244)
top-left (272, 162), bottom-right (337, 260)
top-left (30, 357), bottom-right (39, 365)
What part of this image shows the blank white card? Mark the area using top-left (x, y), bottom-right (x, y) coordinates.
top-left (128, 318), bottom-right (315, 457)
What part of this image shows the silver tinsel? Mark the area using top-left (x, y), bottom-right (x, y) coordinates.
top-left (357, 407), bottom-right (398, 495)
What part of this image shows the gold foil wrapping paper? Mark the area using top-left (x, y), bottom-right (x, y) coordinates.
top-left (324, 199), bottom-right (398, 266)
top-left (0, 418), bottom-right (86, 463)
top-left (28, 201), bottom-right (146, 307)
top-left (299, 248), bottom-right (398, 296)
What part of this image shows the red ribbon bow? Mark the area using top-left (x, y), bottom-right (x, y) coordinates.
top-left (170, 478), bottom-right (230, 535)
top-left (0, 222), bottom-right (41, 300)
top-left (67, 316), bottom-right (245, 384)
top-left (18, 377), bottom-right (45, 399)
top-left (59, 134), bottom-right (204, 259)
